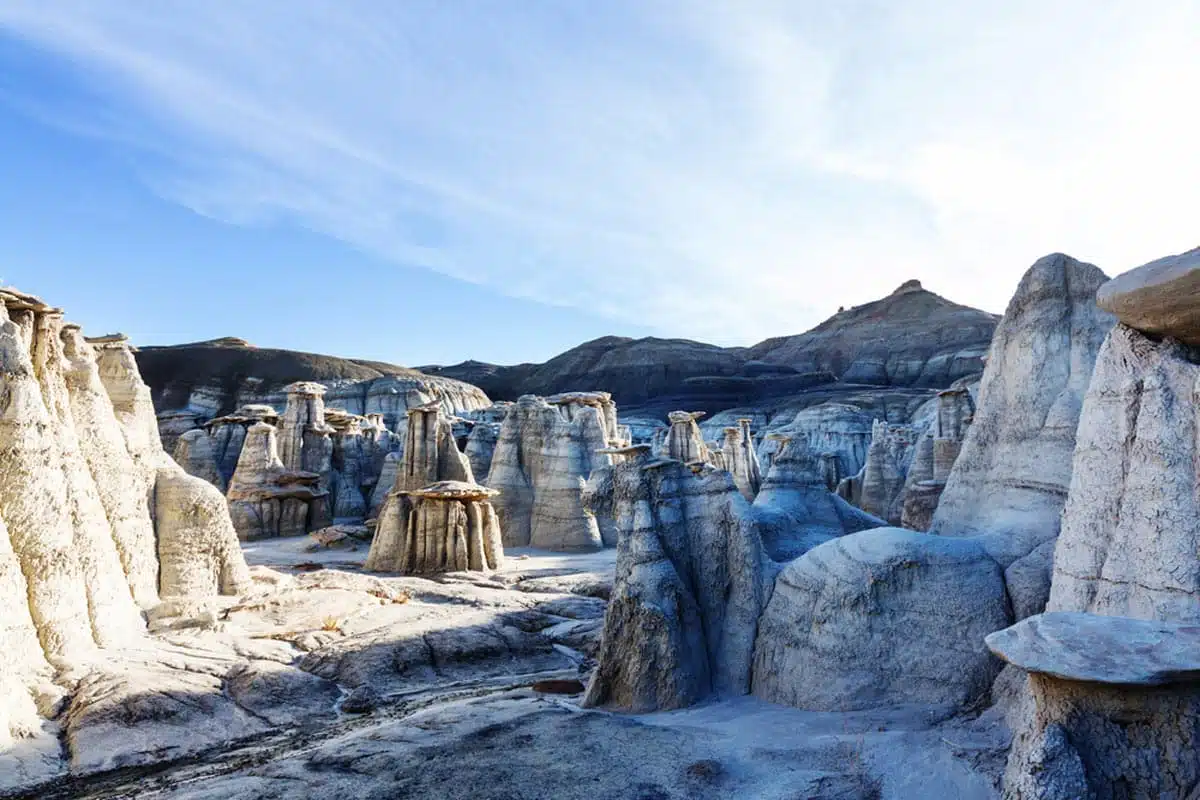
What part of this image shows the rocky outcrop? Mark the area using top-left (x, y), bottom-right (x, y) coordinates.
top-left (930, 254), bottom-right (1114, 619)
top-left (752, 528), bottom-right (1010, 711)
top-left (991, 613), bottom-right (1200, 800)
top-left (752, 437), bottom-right (885, 561)
top-left (1048, 325), bottom-right (1200, 623)
top-left (153, 468), bottom-right (252, 598)
top-left (226, 422), bottom-right (324, 540)
top-left (721, 419), bottom-right (762, 501)
top-left (487, 394), bottom-right (616, 551)
top-left (172, 429), bottom-right (225, 491)
top-left (838, 420), bottom-right (920, 524)
top-left (582, 450), bottom-right (772, 712)
top-left (204, 404), bottom-right (278, 486)
top-left (663, 410), bottom-right (709, 463)
top-left (761, 402), bottom-right (876, 490)
top-left (464, 421), bottom-right (501, 482)
top-left (1095, 245), bottom-right (1200, 345)
top-left (364, 404), bottom-right (473, 570)
top-left (899, 385), bottom-right (976, 530)
top-left (0, 287), bottom-right (251, 747)
top-left (371, 481), bottom-right (503, 575)
top-left (136, 336), bottom-right (490, 430)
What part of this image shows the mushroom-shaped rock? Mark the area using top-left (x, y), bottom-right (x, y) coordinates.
top-left (581, 451), bottom-right (771, 712)
top-left (931, 254), bottom-right (1114, 620)
top-left (226, 422), bottom-right (324, 540)
top-left (367, 481), bottom-right (503, 574)
top-left (1095, 245), bottom-right (1200, 345)
top-left (990, 612), bottom-right (1200, 799)
top-left (663, 410), bottom-right (708, 463)
top-left (751, 528), bottom-right (1010, 711)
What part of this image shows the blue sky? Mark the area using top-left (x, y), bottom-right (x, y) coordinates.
top-left (0, 2), bottom-right (1196, 366)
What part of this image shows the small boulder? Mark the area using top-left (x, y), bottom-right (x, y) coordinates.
top-left (1096, 245), bottom-right (1200, 345)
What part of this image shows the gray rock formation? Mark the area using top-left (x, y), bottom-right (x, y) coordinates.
top-left (721, 418), bottom-right (762, 501)
top-left (752, 528), bottom-right (1010, 711)
top-left (931, 254), bottom-right (1114, 619)
top-left (204, 404), bottom-right (279, 486)
top-left (464, 421), bottom-right (502, 482)
top-left (226, 422), bottom-right (324, 540)
top-left (839, 419), bottom-right (921, 524)
top-left (155, 408), bottom-right (202, 455)
top-left (582, 449), bottom-right (772, 712)
top-left (900, 384), bottom-right (976, 530)
top-left (364, 403), bottom-right (473, 570)
top-left (1048, 323), bottom-right (1200, 623)
top-left (752, 436), bottom-right (885, 561)
top-left (369, 481), bottom-right (503, 575)
top-left (172, 429), bottom-right (226, 491)
top-left (487, 394), bottom-right (616, 551)
top-left (991, 613), bottom-right (1200, 799)
top-left (1095, 244), bottom-right (1200, 345)
top-left (762, 402), bottom-right (876, 489)
top-left (663, 410), bottom-right (709, 464)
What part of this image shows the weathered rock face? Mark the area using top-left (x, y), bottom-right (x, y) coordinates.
top-left (991, 613), bottom-right (1200, 800)
top-left (899, 384), bottom-right (976, 530)
top-left (226, 422), bottom-right (324, 540)
top-left (1095, 245), bottom-right (1200, 346)
top-left (582, 451), bottom-right (772, 712)
top-left (172, 429), bottom-right (226, 492)
top-left (369, 481), bottom-right (503, 575)
top-left (751, 528), bottom-right (1010, 711)
top-left (0, 288), bottom-right (251, 747)
top-left (364, 404), bottom-right (473, 570)
top-left (136, 336), bottom-right (491, 430)
top-left (930, 254), bottom-right (1114, 619)
top-left (464, 421), bottom-right (501, 482)
top-left (204, 404), bottom-right (278, 486)
top-left (487, 394), bottom-right (615, 551)
top-left (721, 419), bottom-right (762, 501)
top-left (1048, 324), bottom-right (1200, 623)
top-left (839, 419), bottom-right (920, 524)
top-left (155, 408), bottom-right (202, 455)
top-left (761, 402), bottom-right (876, 490)
top-left (662, 410), bottom-right (709, 463)
top-left (752, 437), bottom-right (885, 562)
top-left (153, 468), bottom-right (252, 598)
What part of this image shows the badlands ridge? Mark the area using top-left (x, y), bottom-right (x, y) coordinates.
top-left (0, 246), bottom-right (1198, 799)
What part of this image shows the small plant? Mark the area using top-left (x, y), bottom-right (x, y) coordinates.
top-left (321, 616), bottom-right (341, 632)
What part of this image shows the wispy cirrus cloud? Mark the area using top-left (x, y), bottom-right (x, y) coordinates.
top-left (0, 0), bottom-right (1196, 344)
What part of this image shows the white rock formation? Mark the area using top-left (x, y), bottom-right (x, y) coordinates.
top-left (1048, 325), bottom-right (1200, 623)
top-left (226, 422), bottom-right (324, 540)
top-left (752, 528), bottom-right (1009, 711)
top-left (204, 404), bottom-right (279, 486)
top-left (582, 449), bottom-right (772, 712)
top-left (930, 254), bottom-right (1114, 620)
top-left (487, 394), bottom-right (615, 551)
top-left (154, 468), bottom-right (252, 598)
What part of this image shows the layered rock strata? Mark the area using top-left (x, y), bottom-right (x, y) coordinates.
top-left (364, 403), bottom-right (473, 570)
top-left (487, 394), bottom-right (616, 551)
top-left (226, 422), bottom-right (324, 540)
top-left (582, 448), bottom-right (772, 712)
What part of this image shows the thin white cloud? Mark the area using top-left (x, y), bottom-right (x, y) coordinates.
top-left (0, 0), bottom-right (1196, 345)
